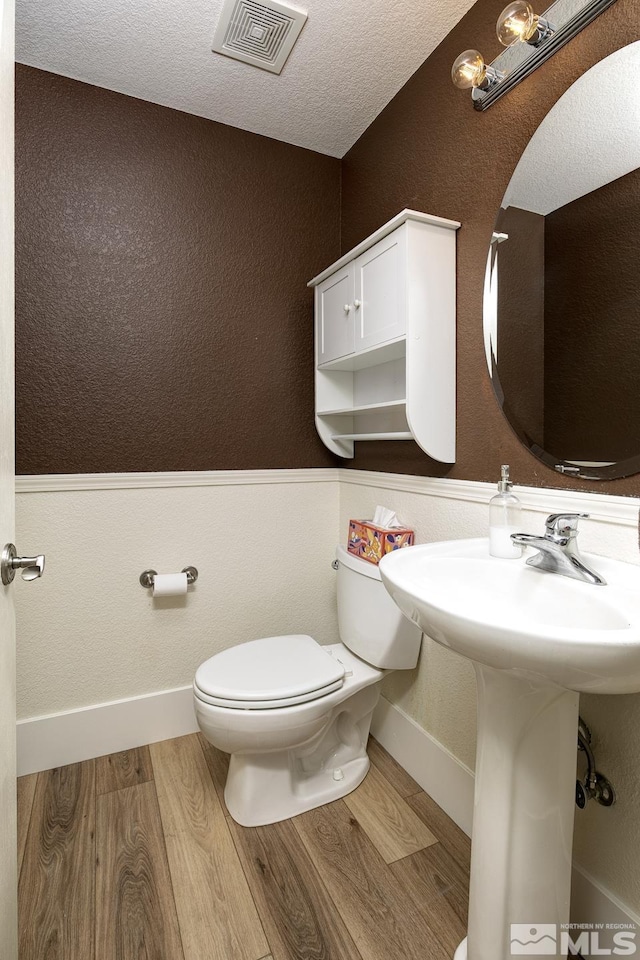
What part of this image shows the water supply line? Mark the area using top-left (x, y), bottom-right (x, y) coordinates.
top-left (576, 717), bottom-right (615, 808)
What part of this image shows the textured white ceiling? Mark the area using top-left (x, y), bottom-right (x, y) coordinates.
top-left (16, 0), bottom-right (475, 157)
top-left (504, 42), bottom-right (640, 216)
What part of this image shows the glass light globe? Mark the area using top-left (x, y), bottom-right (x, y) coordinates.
top-left (496, 1), bottom-right (537, 46)
top-left (451, 50), bottom-right (487, 89)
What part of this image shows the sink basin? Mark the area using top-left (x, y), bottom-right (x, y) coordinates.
top-left (379, 538), bottom-right (640, 693)
top-left (379, 538), bottom-right (640, 960)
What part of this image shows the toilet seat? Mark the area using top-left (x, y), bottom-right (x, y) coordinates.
top-left (194, 634), bottom-right (346, 710)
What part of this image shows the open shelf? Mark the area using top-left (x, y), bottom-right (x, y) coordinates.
top-left (317, 399), bottom-right (407, 417)
top-left (317, 338), bottom-right (406, 372)
top-left (332, 432), bottom-right (414, 442)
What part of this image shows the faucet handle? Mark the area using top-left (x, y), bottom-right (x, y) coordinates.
top-left (545, 513), bottom-right (589, 539)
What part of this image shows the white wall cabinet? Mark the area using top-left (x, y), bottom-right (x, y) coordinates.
top-left (308, 209), bottom-right (460, 462)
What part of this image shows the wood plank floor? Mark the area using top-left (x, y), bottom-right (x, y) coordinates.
top-left (18, 734), bottom-right (469, 960)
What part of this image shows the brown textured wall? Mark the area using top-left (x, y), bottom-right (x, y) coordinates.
top-left (341, 0), bottom-right (640, 494)
top-left (544, 166), bottom-right (640, 462)
top-left (15, 66), bottom-right (341, 474)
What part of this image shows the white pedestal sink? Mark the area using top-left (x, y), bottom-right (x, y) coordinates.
top-left (378, 538), bottom-right (640, 960)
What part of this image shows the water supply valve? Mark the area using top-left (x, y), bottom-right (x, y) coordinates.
top-left (576, 717), bottom-right (615, 809)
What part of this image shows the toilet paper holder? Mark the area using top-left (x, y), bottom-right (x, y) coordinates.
top-left (139, 566), bottom-right (199, 588)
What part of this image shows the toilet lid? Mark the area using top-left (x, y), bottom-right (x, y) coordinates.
top-left (194, 634), bottom-right (345, 707)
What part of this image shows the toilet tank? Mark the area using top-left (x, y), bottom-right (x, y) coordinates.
top-left (335, 545), bottom-right (422, 670)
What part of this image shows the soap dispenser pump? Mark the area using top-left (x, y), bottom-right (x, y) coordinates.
top-left (489, 465), bottom-right (522, 559)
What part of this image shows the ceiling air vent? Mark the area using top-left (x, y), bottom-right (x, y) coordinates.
top-left (212, 0), bottom-right (307, 74)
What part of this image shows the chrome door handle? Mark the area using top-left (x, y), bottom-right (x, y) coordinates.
top-left (1, 544), bottom-right (46, 585)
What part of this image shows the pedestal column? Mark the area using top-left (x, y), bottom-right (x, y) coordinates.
top-left (456, 664), bottom-right (579, 960)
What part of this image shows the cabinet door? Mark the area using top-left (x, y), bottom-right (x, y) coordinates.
top-left (317, 266), bottom-right (355, 364)
top-left (354, 227), bottom-right (407, 352)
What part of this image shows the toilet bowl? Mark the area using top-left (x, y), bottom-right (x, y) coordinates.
top-left (194, 545), bottom-right (422, 827)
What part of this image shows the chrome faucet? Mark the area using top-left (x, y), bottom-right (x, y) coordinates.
top-left (511, 513), bottom-right (606, 586)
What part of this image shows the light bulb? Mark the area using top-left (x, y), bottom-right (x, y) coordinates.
top-left (496, 1), bottom-right (553, 47)
top-left (496, 1), bottom-right (536, 44)
top-left (451, 50), bottom-right (487, 89)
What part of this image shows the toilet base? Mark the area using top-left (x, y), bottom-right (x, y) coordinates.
top-left (225, 751), bottom-right (370, 827)
top-left (219, 682), bottom-right (381, 826)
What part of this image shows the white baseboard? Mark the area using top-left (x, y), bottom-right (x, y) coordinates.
top-left (371, 696), bottom-right (639, 930)
top-left (571, 863), bottom-right (640, 927)
top-left (16, 685), bottom-right (197, 776)
top-left (371, 693), bottom-right (475, 835)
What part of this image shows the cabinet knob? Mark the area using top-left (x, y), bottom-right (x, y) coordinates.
top-left (354, 299), bottom-right (362, 309)
top-left (343, 304), bottom-right (351, 314)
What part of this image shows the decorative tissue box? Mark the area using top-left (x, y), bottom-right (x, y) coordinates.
top-left (347, 519), bottom-right (415, 566)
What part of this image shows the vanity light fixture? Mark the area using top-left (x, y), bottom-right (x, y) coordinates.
top-left (451, 0), bottom-right (618, 109)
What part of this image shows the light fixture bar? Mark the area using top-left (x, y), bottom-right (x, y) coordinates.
top-left (472, 0), bottom-right (618, 110)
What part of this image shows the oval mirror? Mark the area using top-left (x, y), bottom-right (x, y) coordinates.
top-left (484, 41), bottom-right (640, 480)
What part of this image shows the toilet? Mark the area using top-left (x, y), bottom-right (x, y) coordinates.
top-left (194, 544), bottom-right (422, 826)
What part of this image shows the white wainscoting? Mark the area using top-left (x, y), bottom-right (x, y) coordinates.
top-left (18, 466), bottom-right (640, 525)
top-left (15, 467), bottom-right (640, 928)
top-left (15, 469), bottom-right (341, 721)
top-left (16, 467), bottom-right (340, 493)
top-left (338, 469), bottom-right (640, 526)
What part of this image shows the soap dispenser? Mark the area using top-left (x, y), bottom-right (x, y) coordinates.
top-left (489, 465), bottom-right (522, 559)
